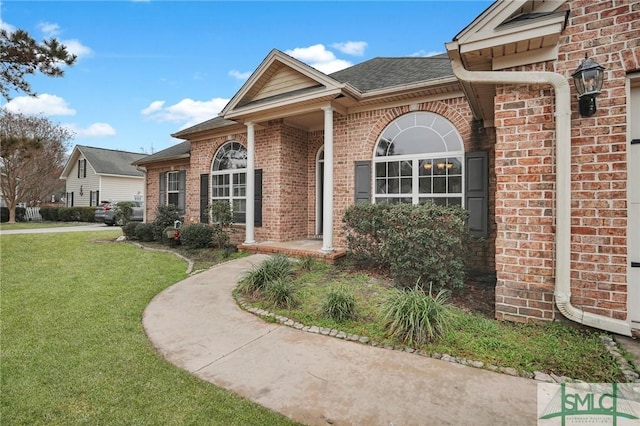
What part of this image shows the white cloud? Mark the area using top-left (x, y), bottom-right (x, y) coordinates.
top-left (38, 21), bottom-right (60, 37)
top-left (63, 122), bottom-right (116, 138)
top-left (3, 94), bottom-right (76, 116)
top-left (141, 100), bottom-right (165, 115)
top-left (229, 69), bottom-right (252, 81)
top-left (285, 44), bottom-right (352, 74)
top-left (332, 41), bottom-right (367, 56)
top-left (411, 49), bottom-right (445, 57)
top-left (141, 97), bottom-right (229, 129)
top-left (0, 19), bottom-right (16, 33)
top-left (60, 39), bottom-right (93, 59)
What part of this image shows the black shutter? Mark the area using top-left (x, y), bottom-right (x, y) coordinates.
top-left (200, 173), bottom-right (209, 223)
top-left (89, 191), bottom-right (94, 206)
top-left (77, 160), bottom-right (81, 178)
top-left (254, 169), bottom-right (262, 227)
top-left (354, 161), bottom-right (371, 204)
top-left (159, 172), bottom-right (166, 206)
top-left (96, 190), bottom-right (99, 206)
top-left (178, 170), bottom-right (186, 214)
top-left (83, 159), bottom-right (87, 178)
top-left (70, 192), bottom-right (74, 207)
top-left (465, 151), bottom-right (488, 238)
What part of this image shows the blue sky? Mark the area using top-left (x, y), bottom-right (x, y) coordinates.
top-left (0, 0), bottom-right (493, 155)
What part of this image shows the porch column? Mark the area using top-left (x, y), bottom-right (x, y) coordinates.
top-left (245, 121), bottom-right (256, 244)
top-left (321, 106), bottom-right (334, 253)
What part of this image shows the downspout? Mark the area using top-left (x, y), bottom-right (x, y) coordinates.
top-left (447, 44), bottom-right (631, 336)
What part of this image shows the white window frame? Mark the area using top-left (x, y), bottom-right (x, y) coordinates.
top-left (167, 171), bottom-right (180, 207)
top-left (373, 112), bottom-right (465, 206)
top-left (211, 142), bottom-right (247, 224)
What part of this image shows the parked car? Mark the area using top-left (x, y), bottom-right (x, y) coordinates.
top-left (94, 200), bottom-right (144, 226)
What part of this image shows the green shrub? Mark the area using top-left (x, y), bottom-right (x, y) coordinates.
top-left (343, 203), bottom-right (392, 267)
top-left (381, 204), bottom-right (469, 290)
top-left (151, 205), bottom-right (182, 242)
top-left (322, 286), bottom-right (356, 322)
top-left (207, 200), bottom-right (234, 248)
top-left (264, 279), bottom-right (299, 309)
top-left (115, 202), bottom-right (135, 226)
top-left (57, 207), bottom-right (80, 222)
top-left (134, 222), bottom-right (155, 242)
top-left (179, 223), bottom-right (214, 249)
top-left (238, 255), bottom-right (294, 295)
top-left (380, 285), bottom-right (453, 346)
top-left (122, 222), bottom-right (140, 239)
top-left (40, 207), bottom-right (59, 221)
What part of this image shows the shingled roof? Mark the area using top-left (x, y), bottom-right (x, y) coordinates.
top-left (132, 141), bottom-right (191, 165)
top-left (329, 54), bottom-right (453, 92)
top-left (76, 145), bottom-right (146, 177)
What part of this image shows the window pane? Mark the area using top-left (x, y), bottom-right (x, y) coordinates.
top-left (419, 177), bottom-right (432, 194)
top-left (448, 158), bottom-right (462, 175)
top-left (168, 193), bottom-right (179, 206)
top-left (375, 162), bottom-right (387, 178)
top-left (433, 159), bottom-right (447, 175)
top-left (401, 160), bottom-right (412, 176)
top-left (400, 178), bottom-right (412, 193)
top-left (419, 159), bottom-right (433, 176)
top-left (433, 197), bottom-right (447, 206)
top-left (388, 178), bottom-right (399, 194)
top-left (433, 177), bottom-right (446, 193)
top-left (388, 162), bottom-right (399, 177)
top-left (376, 178), bottom-right (388, 194)
top-left (449, 176), bottom-right (462, 193)
top-left (448, 197), bottom-right (462, 206)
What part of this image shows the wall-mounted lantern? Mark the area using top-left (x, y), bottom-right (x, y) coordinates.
top-left (572, 57), bottom-right (606, 117)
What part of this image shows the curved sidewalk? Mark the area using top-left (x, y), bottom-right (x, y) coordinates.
top-left (143, 255), bottom-right (538, 426)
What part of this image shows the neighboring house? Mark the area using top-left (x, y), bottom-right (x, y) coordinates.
top-left (135, 0), bottom-right (639, 336)
top-left (60, 145), bottom-right (147, 207)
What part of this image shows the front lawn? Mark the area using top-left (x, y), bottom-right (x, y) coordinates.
top-left (0, 231), bottom-right (299, 425)
top-left (238, 257), bottom-right (626, 383)
top-left (0, 221), bottom-right (91, 230)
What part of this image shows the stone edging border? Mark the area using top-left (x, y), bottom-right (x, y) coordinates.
top-left (236, 296), bottom-right (640, 384)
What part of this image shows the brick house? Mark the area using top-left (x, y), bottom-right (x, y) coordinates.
top-left (135, 0), bottom-right (639, 336)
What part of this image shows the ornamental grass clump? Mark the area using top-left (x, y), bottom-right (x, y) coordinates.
top-left (238, 254), bottom-right (294, 295)
top-left (265, 279), bottom-right (299, 309)
top-left (380, 285), bottom-right (453, 346)
top-left (322, 285), bottom-right (357, 322)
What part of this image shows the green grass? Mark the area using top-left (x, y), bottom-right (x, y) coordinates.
top-left (243, 260), bottom-right (625, 383)
top-left (0, 231), bottom-right (299, 425)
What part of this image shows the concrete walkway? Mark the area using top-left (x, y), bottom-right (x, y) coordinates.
top-left (143, 255), bottom-right (539, 425)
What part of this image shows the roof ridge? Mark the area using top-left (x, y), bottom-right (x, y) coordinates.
top-left (77, 144), bottom-right (147, 156)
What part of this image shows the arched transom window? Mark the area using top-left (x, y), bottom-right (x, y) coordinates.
top-left (211, 141), bottom-right (247, 223)
top-left (374, 111), bottom-right (464, 206)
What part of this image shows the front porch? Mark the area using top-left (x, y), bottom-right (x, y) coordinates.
top-left (237, 239), bottom-right (347, 264)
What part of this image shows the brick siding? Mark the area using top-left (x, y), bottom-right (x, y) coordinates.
top-left (493, 0), bottom-right (639, 322)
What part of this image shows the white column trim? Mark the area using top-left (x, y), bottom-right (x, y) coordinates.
top-left (245, 122), bottom-right (256, 244)
top-left (321, 106), bottom-right (334, 253)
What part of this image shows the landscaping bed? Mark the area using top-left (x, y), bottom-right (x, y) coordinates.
top-left (236, 255), bottom-right (631, 384)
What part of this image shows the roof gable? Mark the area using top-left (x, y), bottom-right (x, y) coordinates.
top-left (61, 145), bottom-right (147, 178)
top-left (220, 49), bottom-right (346, 118)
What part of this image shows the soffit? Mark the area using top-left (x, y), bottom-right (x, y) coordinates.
top-left (449, 0), bottom-right (568, 124)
